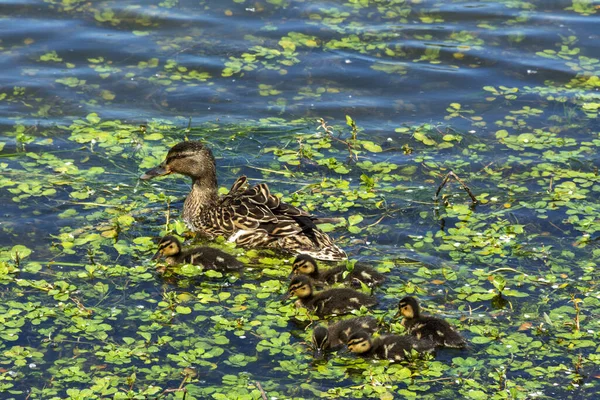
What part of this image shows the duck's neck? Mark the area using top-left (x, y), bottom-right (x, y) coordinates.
top-left (412, 305), bottom-right (421, 319)
top-left (183, 175), bottom-right (219, 226)
top-left (165, 256), bottom-right (178, 266)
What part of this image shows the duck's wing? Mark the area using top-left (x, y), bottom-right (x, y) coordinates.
top-left (411, 317), bottom-right (466, 348)
top-left (209, 178), bottom-right (347, 260)
top-left (221, 181), bottom-right (318, 236)
top-left (184, 247), bottom-right (244, 271)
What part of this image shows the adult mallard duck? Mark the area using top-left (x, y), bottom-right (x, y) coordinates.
top-left (283, 275), bottom-right (376, 317)
top-left (152, 235), bottom-right (244, 271)
top-left (395, 296), bottom-right (467, 349)
top-left (346, 330), bottom-right (435, 361)
top-left (292, 254), bottom-right (386, 288)
top-left (312, 316), bottom-right (378, 357)
top-left (140, 141), bottom-right (346, 261)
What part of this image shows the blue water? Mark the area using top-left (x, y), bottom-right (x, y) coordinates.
top-left (1, 0), bottom-right (600, 398)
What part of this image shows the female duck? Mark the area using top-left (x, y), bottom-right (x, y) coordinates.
top-left (313, 316), bottom-right (378, 357)
top-left (346, 330), bottom-right (435, 361)
top-left (141, 141), bottom-right (346, 261)
top-left (292, 254), bottom-right (385, 287)
top-left (284, 275), bottom-right (376, 317)
top-left (395, 296), bottom-right (466, 348)
top-left (152, 235), bottom-right (243, 271)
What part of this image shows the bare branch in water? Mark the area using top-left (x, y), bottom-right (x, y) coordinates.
top-left (435, 171), bottom-right (478, 204)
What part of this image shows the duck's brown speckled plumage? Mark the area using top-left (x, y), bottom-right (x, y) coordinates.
top-left (141, 141), bottom-right (347, 261)
top-left (346, 330), bottom-right (436, 361)
top-left (285, 275), bottom-right (376, 317)
top-left (313, 316), bottom-right (378, 356)
top-left (152, 235), bottom-right (243, 271)
top-left (292, 254), bottom-right (386, 287)
top-left (396, 296), bottom-right (467, 349)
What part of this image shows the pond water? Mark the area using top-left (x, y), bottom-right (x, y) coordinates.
top-left (1, 0), bottom-right (600, 399)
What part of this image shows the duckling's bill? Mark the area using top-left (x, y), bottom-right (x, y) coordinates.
top-left (151, 249), bottom-right (162, 260)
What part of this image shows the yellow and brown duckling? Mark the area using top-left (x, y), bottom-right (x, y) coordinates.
top-left (395, 296), bottom-right (466, 349)
top-left (152, 235), bottom-right (243, 271)
top-left (292, 254), bottom-right (385, 288)
top-left (140, 141), bottom-right (346, 261)
top-left (312, 316), bottom-right (378, 357)
top-left (284, 275), bottom-right (377, 317)
top-left (346, 330), bottom-right (436, 361)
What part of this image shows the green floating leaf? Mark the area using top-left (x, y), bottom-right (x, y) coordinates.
top-left (175, 306), bottom-right (192, 314)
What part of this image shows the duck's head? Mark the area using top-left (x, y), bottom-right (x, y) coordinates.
top-left (395, 296), bottom-right (420, 320)
top-left (152, 235), bottom-right (183, 260)
top-left (140, 141), bottom-right (217, 183)
top-left (282, 275), bottom-right (313, 301)
top-left (312, 325), bottom-right (329, 357)
top-left (291, 254), bottom-right (319, 277)
top-left (346, 330), bottom-right (372, 354)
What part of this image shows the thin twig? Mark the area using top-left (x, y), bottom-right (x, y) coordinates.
top-left (488, 267), bottom-right (524, 274)
top-left (417, 377), bottom-right (456, 384)
top-left (547, 175), bottom-right (554, 193)
top-left (366, 214), bottom-right (386, 228)
top-left (317, 118), bottom-right (358, 162)
top-left (64, 201), bottom-right (120, 208)
top-left (434, 171), bottom-right (478, 204)
top-left (255, 381), bottom-right (268, 400)
top-left (246, 165), bottom-right (294, 176)
top-left (548, 221), bottom-right (567, 234)
top-left (165, 197), bottom-right (171, 233)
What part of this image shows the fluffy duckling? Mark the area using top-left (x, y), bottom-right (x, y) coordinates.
top-left (396, 296), bottom-right (466, 348)
top-left (152, 235), bottom-right (243, 271)
top-left (140, 141), bottom-right (346, 261)
top-left (346, 330), bottom-right (435, 361)
top-left (284, 275), bottom-right (376, 317)
top-left (292, 254), bottom-right (386, 287)
top-left (313, 316), bottom-right (378, 357)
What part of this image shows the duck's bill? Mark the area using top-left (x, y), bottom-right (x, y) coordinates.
top-left (280, 292), bottom-right (292, 302)
top-left (337, 347), bottom-right (350, 356)
top-left (140, 165), bottom-right (169, 180)
top-left (313, 348), bottom-right (325, 359)
top-left (151, 250), bottom-right (162, 260)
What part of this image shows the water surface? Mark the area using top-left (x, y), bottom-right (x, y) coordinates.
top-left (1, 0), bottom-right (600, 399)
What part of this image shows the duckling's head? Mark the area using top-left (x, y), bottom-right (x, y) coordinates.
top-left (312, 326), bottom-right (329, 356)
top-left (346, 330), bottom-right (372, 354)
top-left (286, 275), bottom-right (313, 299)
top-left (152, 235), bottom-right (183, 260)
top-left (397, 296), bottom-right (420, 320)
top-left (140, 141), bottom-right (217, 184)
top-left (292, 254), bottom-right (319, 277)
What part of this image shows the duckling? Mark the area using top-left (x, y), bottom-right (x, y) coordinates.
top-left (395, 296), bottom-right (466, 348)
top-left (284, 275), bottom-right (376, 317)
top-left (292, 254), bottom-right (386, 287)
top-left (313, 316), bottom-right (378, 357)
top-left (140, 141), bottom-right (346, 261)
top-left (152, 235), bottom-right (243, 271)
top-left (346, 330), bottom-right (435, 361)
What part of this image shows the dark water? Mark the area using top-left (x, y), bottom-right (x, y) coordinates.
top-left (1, 0), bottom-right (600, 399)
